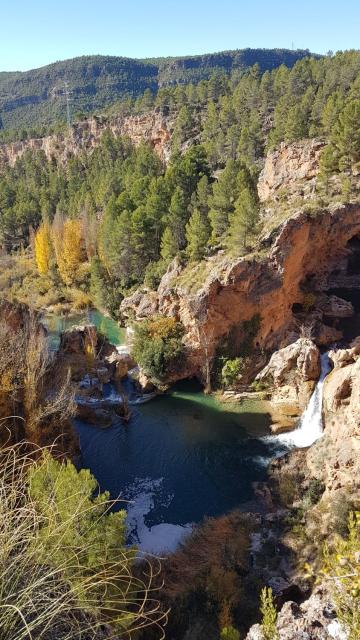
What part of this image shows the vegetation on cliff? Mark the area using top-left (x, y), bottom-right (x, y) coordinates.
top-left (132, 317), bottom-right (184, 383)
top-left (1, 52), bottom-right (360, 325)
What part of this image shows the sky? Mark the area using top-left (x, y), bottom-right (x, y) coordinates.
top-left (1, 0), bottom-right (359, 72)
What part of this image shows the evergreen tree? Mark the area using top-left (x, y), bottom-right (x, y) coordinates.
top-left (167, 186), bottom-right (188, 251)
top-left (334, 99), bottom-right (360, 170)
top-left (160, 226), bottom-right (178, 262)
top-left (209, 160), bottom-right (240, 243)
top-left (190, 175), bottom-right (211, 216)
top-left (185, 208), bottom-right (210, 261)
top-left (227, 187), bottom-right (259, 250)
top-left (172, 105), bottom-right (195, 151)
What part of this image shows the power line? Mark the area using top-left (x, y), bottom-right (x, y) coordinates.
top-left (63, 81), bottom-right (71, 129)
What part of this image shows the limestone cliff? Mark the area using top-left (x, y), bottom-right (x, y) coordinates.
top-left (121, 203), bottom-right (360, 385)
top-left (0, 108), bottom-right (174, 170)
top-left (257, 138), bottom-right (325, 202)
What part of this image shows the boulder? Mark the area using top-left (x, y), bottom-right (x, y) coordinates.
top-left (258, 338), bottom-right (320, 386)
top-left (76, 398), bottom-right (125, 427)
top-left (314, 323), bottom-right (343, 346)
top-left (318, 294), bottom-right (353, 318)
top-left (107, 351), bottom-right (136, 380)
top-left (138, 370), bottom-right (156, 393)
top-left (59, 324), bottom-right (98, 355)
top-left (323, 364), bottom-right (353, 413)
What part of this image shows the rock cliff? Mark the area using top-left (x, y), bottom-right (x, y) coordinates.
top-left (122, 203), bottom-right (360, 385)
top-left (0, 108), bottom-right (174, 171)
top-left (257, 138), bottom-right (325, 202)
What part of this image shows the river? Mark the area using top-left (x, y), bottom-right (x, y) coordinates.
top-left (44, 310), bottom-right (285, 554)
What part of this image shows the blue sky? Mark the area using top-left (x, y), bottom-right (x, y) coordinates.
top-left (1, 0), bottom-right (359, 71)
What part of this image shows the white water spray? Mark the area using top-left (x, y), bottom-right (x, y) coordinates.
top-left (276, 352), bottom-right (332, 448)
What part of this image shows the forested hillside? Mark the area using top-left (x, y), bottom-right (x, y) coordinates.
top-left (1, 50), bottom-right (359, 320)
top-left (0, 48), bottom-right (314, 131)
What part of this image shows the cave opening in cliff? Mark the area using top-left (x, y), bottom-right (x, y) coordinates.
top-left (328, 287), bottom-right (360, 340)
top-left (347, 235), bottom-right (360, 275)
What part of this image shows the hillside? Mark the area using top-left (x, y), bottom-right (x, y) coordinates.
top-left (0, 48), bottom-right (315, 130)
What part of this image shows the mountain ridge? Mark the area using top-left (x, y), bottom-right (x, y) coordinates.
top-left (0, 48), bottom-right (318, 130)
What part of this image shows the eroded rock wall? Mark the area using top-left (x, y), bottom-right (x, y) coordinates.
top-left (122, 204), bottom-right (360, 383)
top-left (257, 138), bottom-right (325, 202)
top-left (0, 109), bottom-right (174, 170)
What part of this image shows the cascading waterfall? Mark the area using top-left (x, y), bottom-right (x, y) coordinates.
top-left (276, 351), bottom-right (332, 448)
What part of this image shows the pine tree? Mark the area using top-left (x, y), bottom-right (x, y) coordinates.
top-left (160, 227), bottom-right (178, 263)
top-left (227, 187), bottom-right (259, 251)
top-left (34, 222), bottom-right (53, 275)
top-left (209, 160), bottom-right (240, 243)
top-left (167, 187), bottom-right (188, 251)
top-left (334, 99), bottom-right (360, 170)
top-left (106, 210), bottom-right (133, 287)
top-left (185, 208), bottom-right (210, 262)
top-left (172, 105), bottom-right (195, 151)
top-left (190, 175), bottom-right (211, 216)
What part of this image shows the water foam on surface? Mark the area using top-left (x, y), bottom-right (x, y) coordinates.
top-left (125, 478), bottom-right (192, 554)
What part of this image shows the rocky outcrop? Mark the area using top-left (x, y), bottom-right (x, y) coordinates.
top-left (257, 338), bottom-right (320, 427)
top-left (121, 204), bottom-right (360, 385)
top-left (59, 324), bottom-right (99, 355)
top-left (246, 587), bottom-right (346, 640)
top-left (258, 338), bottom-right (320, 386)
top-left (258, 138), bottom-right (325, 202)
top-left (305, 339), bottom-right (360, 499)
top-left (0, 108), bottom-right (174, 171)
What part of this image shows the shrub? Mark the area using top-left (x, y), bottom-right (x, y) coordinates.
top-left (144, 260), bottom-right (167, 290)
top-left (251, 380), bottom-right (269, 392)
top-left (0, 444), bottom-right (164, 639)
top-left (260, 587), bottom-right (278, 640)
top-left (277, 473), bottom-right (299, 507)
top-left (221, 357), bottom-right (245, 387)
top-left (302, 291), bottom-right (317, 312)
top-left (220, 626), bottom-right (240, 640)
top-left (322, 512), bottom-right (360, 640)
top-left (305, 478), bottom-right (326, 505)
top-left (68, 287), bottom-right (92, 310)
top-left (132, 316), bottom-right (184, 383)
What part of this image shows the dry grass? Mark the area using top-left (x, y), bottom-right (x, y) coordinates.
top-left (0, 443), bottom-right (167, 640)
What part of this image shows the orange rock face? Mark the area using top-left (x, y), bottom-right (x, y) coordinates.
top-left (122, 204), bottom-right (360, 383)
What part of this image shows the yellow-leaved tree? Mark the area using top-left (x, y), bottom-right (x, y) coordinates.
top-left (53, 216), bottom-right (85, 285)
top-left (34, 222), bottom-right (53, 275)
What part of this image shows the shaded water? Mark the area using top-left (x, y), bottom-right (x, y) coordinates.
top-left (44, 310), bottom-right (284, 553)
top-left (76, 382), bottom-right (273, 552)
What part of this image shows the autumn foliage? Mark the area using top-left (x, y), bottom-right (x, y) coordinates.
top-left (34, 222), bottom-right (52, 275)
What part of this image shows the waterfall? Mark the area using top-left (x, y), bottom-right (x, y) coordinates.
top-left (276, 352), bottom-right (332, 449)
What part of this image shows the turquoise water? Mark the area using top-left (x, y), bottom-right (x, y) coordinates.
top-left (43, 309), bottom-right (126, 349)
top-left (46, 308), bottom-right (274, 552)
